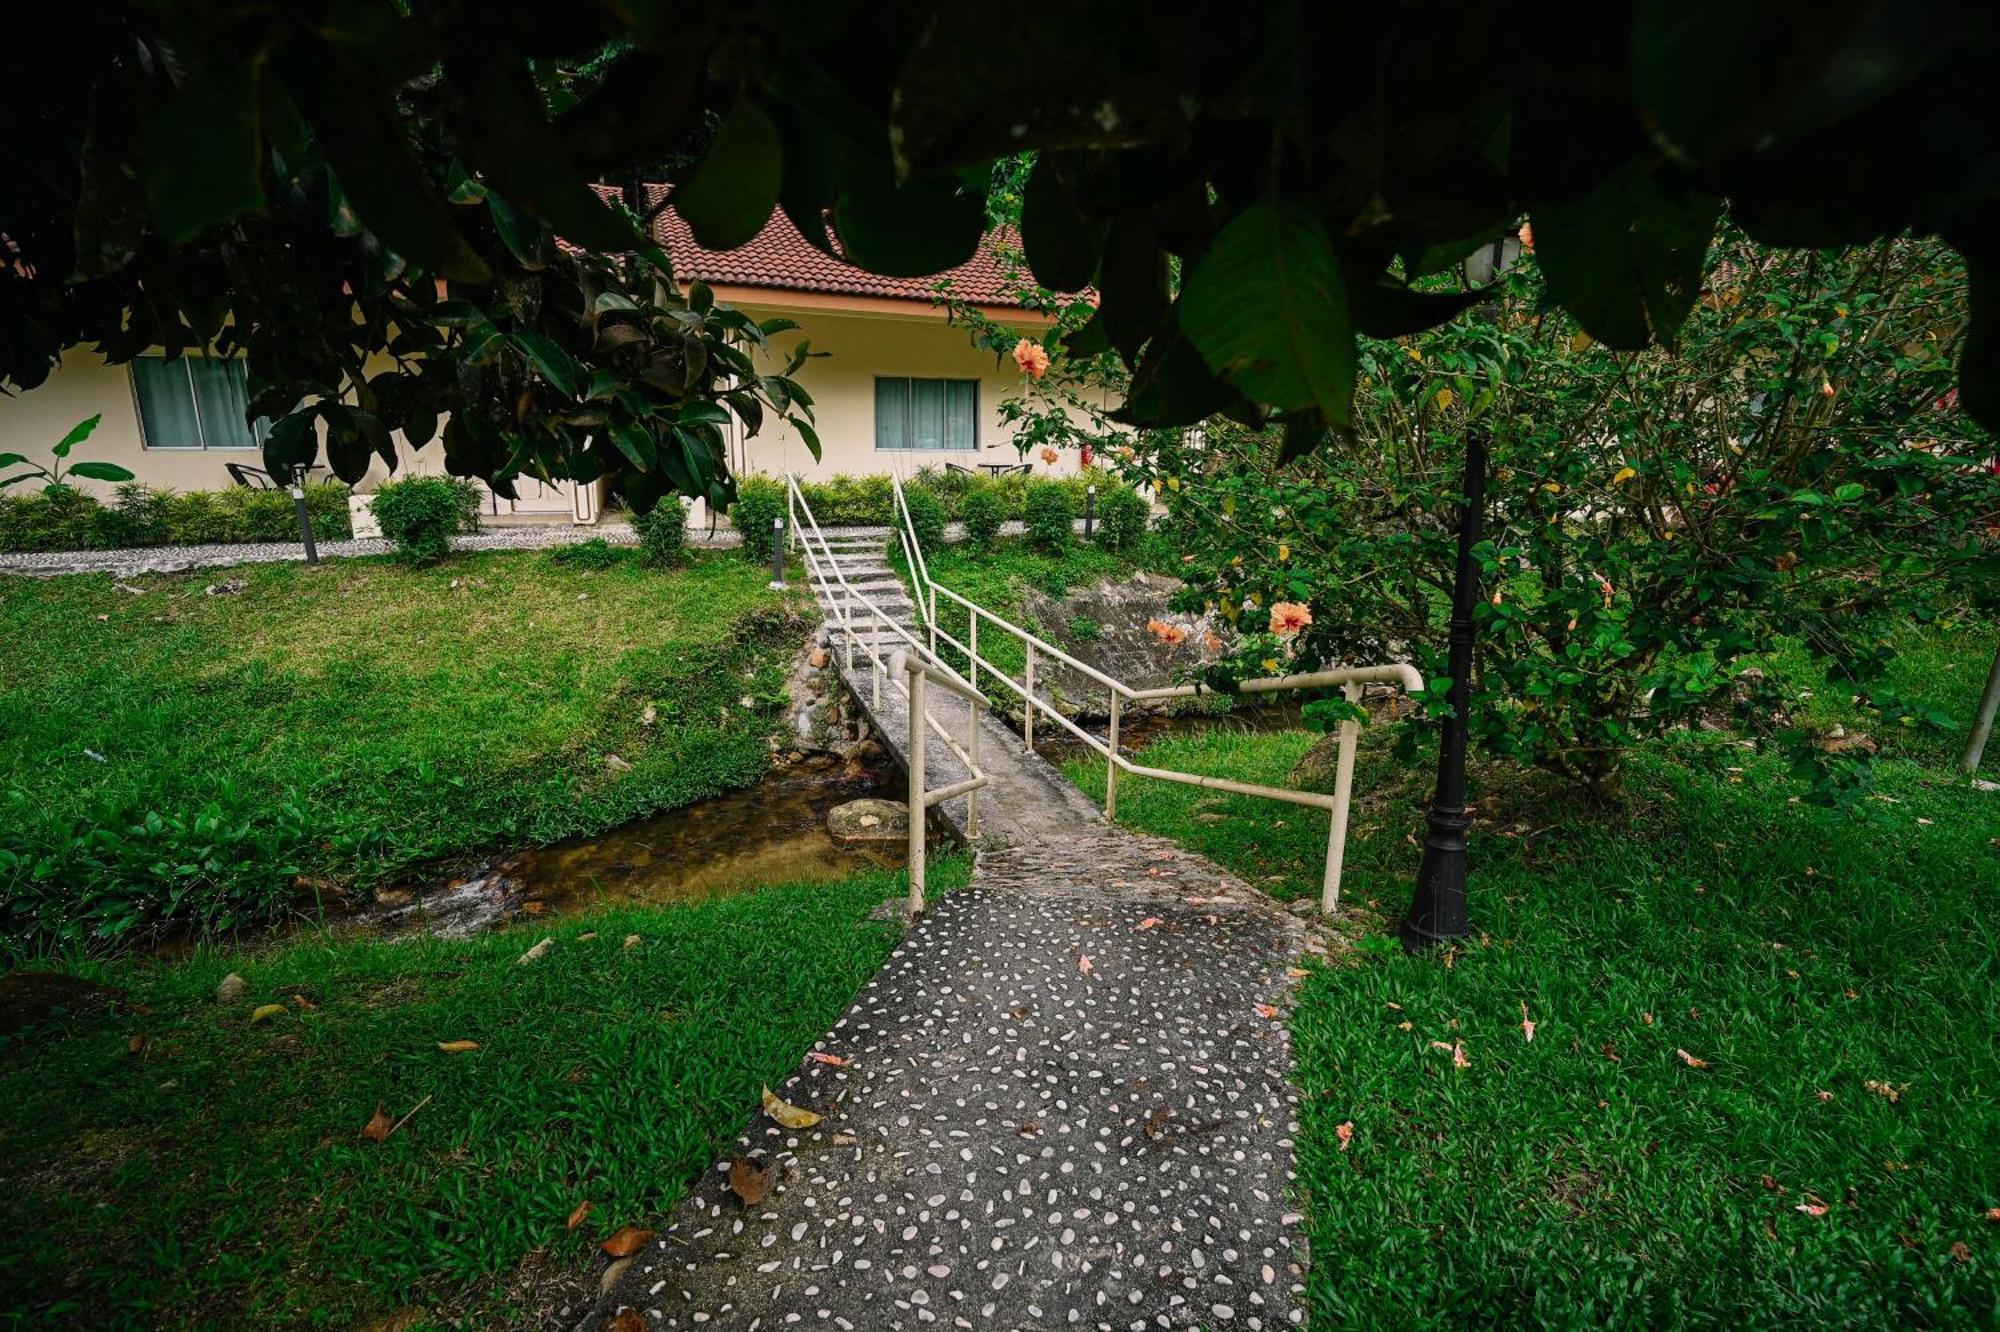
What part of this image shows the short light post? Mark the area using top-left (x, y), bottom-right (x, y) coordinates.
top-left (289, 465), bottom-right (319, 565)
top-left (1084, 484), bottom-right (1097, 541)
top-left (1401, 431), bottom-right (1485, 952)
top-left (768, 514), bottom-right (786, 589)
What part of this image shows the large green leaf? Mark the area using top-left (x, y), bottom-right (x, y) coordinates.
top-left (1021, 156), bottom-right (1106, 291)
top-left (828, 152), bottom-right (986, 279)
top-left (277, 41), bottom-right (489, 282)
top-left (1179, 201), bottom-right (1356, 424)
top-left (1112, 333), bottom-right (1238, 428)
top-left (512, 333), bottom-right (584, 398)
top-left (673, 96), bottom-right (783, 250)
top-left (51, 415), bottom-right (101, 458)
top-left (147, 66), bottom-right (265, 242)
top-left (1531, 161), bottom-right (1719, 351)
top-left (67, 460), bottom-right (137, 482)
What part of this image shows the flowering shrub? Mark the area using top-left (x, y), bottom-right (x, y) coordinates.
top-left (1135, 224), bottom-right (1998, 799)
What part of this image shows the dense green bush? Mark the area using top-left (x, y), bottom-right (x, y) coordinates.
top-left (0, 481), bottom-right (355, 552)
top-left (901, 484), bottom-right (947, 551)
top-left (732, 475), bottom-right (788, 564)
top-left (369, 476), bottom-right (475, 565)
top-left (547, 537), bottom-right (624, 570)
top-left (1023, 479), bottom-right (1076, 552)
top-left (959, 485), bottom-right (1005, 548)
top-left (1095, 484), bottom-right (1150, 550)
top-left (778, 467), bottom-right (1125, 531)
top-left (634, 498), bottom-right (688, 566)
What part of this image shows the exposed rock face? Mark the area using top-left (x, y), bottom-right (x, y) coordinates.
top-left (826, 797), bottom-right (909, 843)
top-left (1018, 571), bottom-right (1220, 718)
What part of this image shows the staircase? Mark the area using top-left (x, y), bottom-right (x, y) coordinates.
top-left (807, 528), bottom-right (925, 654)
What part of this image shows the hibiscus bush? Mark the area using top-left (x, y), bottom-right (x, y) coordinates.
top-left (1134, 226), bottom-right (1999, 799)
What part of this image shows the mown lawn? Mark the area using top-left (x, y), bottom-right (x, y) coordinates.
top-left (1065, 621), bottom-right (2000, 1325)
top-left (0, 859), bottom-right (968, 1330)
top-left (0, 548), bottom-right (812, 947)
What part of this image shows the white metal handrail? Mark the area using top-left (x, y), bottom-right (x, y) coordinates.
top-left (888, 473), bottom-right (1424, 913)
top-left (785, 474), bottom-right (989, 906)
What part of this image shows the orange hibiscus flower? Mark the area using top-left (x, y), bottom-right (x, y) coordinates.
top-left (1269, 601), bottom-right (1313, 637)
top-left (1012, 338), bottom-right (1051, 380)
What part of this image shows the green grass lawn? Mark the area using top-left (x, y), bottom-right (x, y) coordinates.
top-left (0, 859), bottom-right (968, 1329)
top-left (0, 548), bottom-right (812, 947)
top-left (1065, 624), bottom-right (2000, 1325)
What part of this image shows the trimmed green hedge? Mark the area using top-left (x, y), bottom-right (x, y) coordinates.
top-left (783, 466), bottom-right (1132, 529)
top-left (0, 481), bottom-right (355, 552)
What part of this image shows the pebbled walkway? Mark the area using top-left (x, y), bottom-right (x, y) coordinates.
top-left (578, 543), bottom-right (1312, 1331)
top-left (580, 828), bottom-right (1307, 1332)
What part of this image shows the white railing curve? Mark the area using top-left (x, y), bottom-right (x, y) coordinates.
top-left (889, 473), bottom-right (1423, 913)
top-left (785, 474), bottom-right (988, 913)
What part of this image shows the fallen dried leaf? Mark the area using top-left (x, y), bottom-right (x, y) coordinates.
top-left (437, 1040), bottom-right (481, 1054)
top-left (1795, 1200), bottom-right (1829, 1217)
top-left (1986, 1207), bottom-right (2000, 1223)
top-left (833, 1132), bottom-right (858, 1146)
top-left (600, 1226), bottom-right (654, 1258)
top-left (1286, 968), bottom-right (1308, 979)
top-left (761, 1086), bottom-right (821, 1130)
top-left (577, 932), bottom-right (598, 942)
top-left (1136, 918), bottom-right (1160, 931)
top-left (567, 1199), bottom-right (594, 1231)
top-left (1431, 1040), bottom-right (1470, 1069)
top-left (1816, 1090), bottom-right (1835, 1102)
top-left (1078, 954), bottom-right (1094, 976)
top-left (1519, 1002), bottom-right (1536, 1043)
top-left (517, 937), bottom-right (554, 965)
top-left (1864, 1079), bottom-right (1903, 1102)
top-left (807, 1052), bottom-right (849, 1067)
top-left (1676, 1048), bottom-right (1708, 1069)
top-left (1760, 1174), bottom-right (1783, 1193)
top-left (1601, 1042), bottom-right (1622, 1063)
top-left (361, 1104), bottom-right (393, 1142)
top-left (1255, 1004), bottom-right (1279, 1019)
top-left (250, 1003), bottom-right (286, 1024)
top-left (127, 1034), bottom-right (147, 1055)
top-left (1951, 1240), bottom-right (1973, 1263)
top-left (1335, 1121), bottom-right (1354, 1152)
top-left (728, 1156), bottom-right (772, 1205)
top-left (607, 1312), bottom-right (646, 1332)
top-left (623, 934), bottom-right (641, 949)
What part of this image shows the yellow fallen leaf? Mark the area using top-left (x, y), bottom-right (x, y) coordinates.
top-left (1277, 543), bottom-right (1290, 562)
top-left (1611, 466), bottom-right (1636, 485)
top-left (1434, 387), bottom-right (1455, 410)
top-left (1569, 331), bottom-right (1593, 352)
top-left (250, 1003), bottom-right (286, 1024)
top-left (761, 1086), bottom-right (821, 1129)
top-left (437, 1040), bottom-right (481, 1054)
top-left (1541, 482), bottom-right (1563, 494)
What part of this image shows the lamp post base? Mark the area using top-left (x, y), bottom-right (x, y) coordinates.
top-left (1401, 804), bottom-right (1470, 951)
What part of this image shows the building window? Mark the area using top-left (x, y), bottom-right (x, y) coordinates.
top-left (875, 377), bottom-right (977, 451)
top-left (130, 355), bottom-right (269, 450)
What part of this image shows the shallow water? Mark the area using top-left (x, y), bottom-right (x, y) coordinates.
top-left (364, 756), bottom-right (905, 939)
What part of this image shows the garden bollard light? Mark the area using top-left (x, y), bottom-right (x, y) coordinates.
top-left (1085, 484), bottom-right (1097, 540)
top-left (290, 465), bottom-right (319, 564)
top-left (769, 515), bottom-right (786, 589)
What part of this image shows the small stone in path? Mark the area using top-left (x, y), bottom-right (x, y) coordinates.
top-left (215, 973), bottom-right (247, 1004)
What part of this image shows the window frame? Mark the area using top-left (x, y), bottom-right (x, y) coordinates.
top-left (873, 375), bottom-right (980, 452)
top-left (128, 354), bottom-right (268, 452)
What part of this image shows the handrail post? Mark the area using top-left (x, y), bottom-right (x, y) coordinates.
top-left (906, 659), bottom-right (927, 916)
top-left (1322, 681), bottom-right (1363, 914)
top-left (1105, 692), bottom-right (1121, 821)
top-left (966, 694), bottom-right (980, 837)
top-left (928, 585), bottom-right (938, 655)
top-left (872, 613), bottom-right (882, 706)
top-left (1023, 643), bottom-right (1037, 753)
top-left (968, 612), bottom-right (979, 692)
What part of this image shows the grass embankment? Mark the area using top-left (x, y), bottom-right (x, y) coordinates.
top-left (0, 549), bottom-right (811, 946)
top-left (1065, 619), bottom-right (2000, 1324)
top-left (0, 859), bottom-right (969, 1329)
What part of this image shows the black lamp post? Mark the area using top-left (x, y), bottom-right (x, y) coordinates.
top-left (288, 464), bottom-right (319, 565)
top-left (1401, 430), bottom-right (1485, 951)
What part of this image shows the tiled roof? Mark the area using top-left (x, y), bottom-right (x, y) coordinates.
top-left (599, 184), bottom-right (1031, 308)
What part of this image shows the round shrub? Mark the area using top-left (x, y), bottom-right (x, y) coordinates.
top-left (732, 475), bottom-right (788, 565)
top-left (634, 497), bottom-right (688, 567)
top-left (901, 484), bottom-right (947, 552)
top-left (370, 475), bottom-right (471, 565)
top-left (959, 484), bottom-right (1004, 548)
top-left (1095, 484), bottom-right (1150, 550)
top-left (1022, 479), bottom-right (1076, 553)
